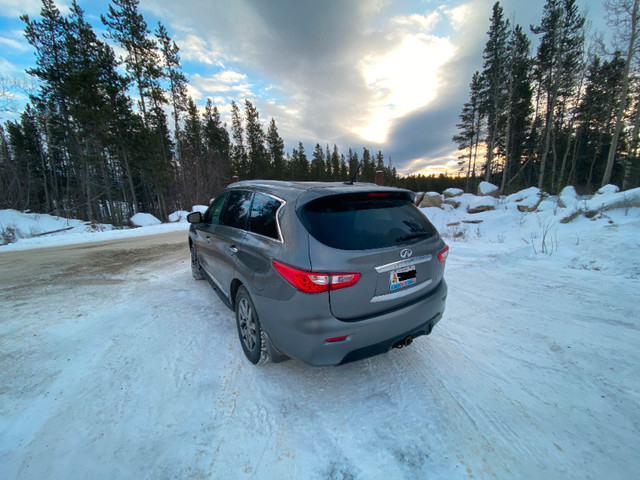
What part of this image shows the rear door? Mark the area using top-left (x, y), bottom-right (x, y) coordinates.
top-left (193, 190), bottom-right (251, 296)
top-left (211, 189), bottom-right (252, 296)
top-left (300, 192), bottom-right (447, 320)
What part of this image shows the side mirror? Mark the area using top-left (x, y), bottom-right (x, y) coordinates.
top-left (187, 211), bottom-right (203, 224)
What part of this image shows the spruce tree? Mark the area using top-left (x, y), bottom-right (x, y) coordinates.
top-left (102, 0), bottom-right (163, 126)
top-left (310, 143), bottom-right (325, 180)
top-left (531, 0), bottom-right (585, 190)
top-left (480, 2), bottom-right (510, 182)
top-left (266, 118), bottom-right (285, 180)
top-left (244, 100), bottom-right (269, 179)
top-left (230, 100), bottom-right (247, 178)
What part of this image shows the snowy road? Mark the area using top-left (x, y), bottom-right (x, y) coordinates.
top-left (1, 229), bottom-right (639, 479)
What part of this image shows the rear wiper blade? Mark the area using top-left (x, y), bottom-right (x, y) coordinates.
top-left (396, 232), bottom-right (431, 242)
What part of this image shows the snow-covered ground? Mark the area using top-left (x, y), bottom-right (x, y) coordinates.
top-left (1, 187), bottom-right (639, 479)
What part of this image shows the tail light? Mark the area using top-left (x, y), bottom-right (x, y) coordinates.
top-left (437, 245), bottom-right (449, 262)
top-left (272, 261), bottom-right (361, 294)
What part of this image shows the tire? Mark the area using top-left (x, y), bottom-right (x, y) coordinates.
top-left (235, 286), bottom-right (268, 365)
top-left (190, 245), bottom-right (204, 280)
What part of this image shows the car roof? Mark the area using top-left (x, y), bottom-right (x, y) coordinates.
top-left (226, 180), bottom-right (412, 204)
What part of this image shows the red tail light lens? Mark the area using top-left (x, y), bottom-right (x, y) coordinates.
top-left (272, 261), bottom-right (361, 294)
top-left (437, 245), bottom-right (449, 262)
top-left (325, 335), bottom-right (349, 343)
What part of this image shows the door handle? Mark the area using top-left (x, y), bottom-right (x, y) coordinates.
top-left (227, 245), bottom-right (238, 254)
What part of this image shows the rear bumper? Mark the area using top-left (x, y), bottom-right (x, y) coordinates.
top-left (254, 279), bottom-right (447, 366)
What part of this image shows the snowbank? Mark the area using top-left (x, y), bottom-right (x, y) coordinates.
top-left (130, 213), bottom-right (162, 227)
top-left (168, 210), bottom-right (189, 223)
top-left (0, 210), bottom-right (112, 245)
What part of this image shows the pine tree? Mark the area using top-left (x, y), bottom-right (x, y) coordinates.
top-left (500, 24), bottom-right (533, 193)
top-left (155, 22), bottom-right (188, 190)
top-left (480, 2), bottom-right (510, 182)
top-left (102, 0), bottom-right (163, 126)
top-left (266, 118), bottom-right (285, 180)
top-left (202, 98), bottom-right (230, 193)
top-left (575, 53), bottom-right (626, 189)
top-left (310, 143), bottom-right (325, 180)
top-left (531, 0), bottom-right (585, 190)
top-left (330, 145), bottom-right (340, 181)
top-left (290, 142), bottom-right (309, 180)
top-left (453, 72), bottom-right (484, 192)
top-left (347, 148), bottom-right (359, 180)
top-left (230, 100), bottom-right (247, 178)
top-left (602, 0), bottom-right (640, 187)
top-left (244, 100), bottom-right (269, 179)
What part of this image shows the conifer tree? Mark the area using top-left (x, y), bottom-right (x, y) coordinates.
top-left (501, 24), bottom-right (533, 193)
top-left (310, 143), bottom-right (325, 180)
top-left (601, 0), bottom-right (640, 187)
top-left (156, 22), bottom-right (188, 186)
top-left (230, 100), bottom-right (247, 178)
top-left (330, 145), bottom-right (340, 181)
top-left (102, 0), bottom-right (163, 126)
top-left (244, 100), bottom-right (269, 179)
top-left (202, 98), bottom-right (230, 193)
top-left (531, 0), bottom-right (585, 190)
top-left (453, 72), bottom-right (484, 192)
top-left (480, 2), bottom-right (510, 182)
top-left (266, 118), bottom-right (285, 180)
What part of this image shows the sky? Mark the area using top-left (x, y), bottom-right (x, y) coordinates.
top-left (0, 0), bottom-right (608, 177)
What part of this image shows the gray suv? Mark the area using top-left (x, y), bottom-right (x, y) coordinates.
top-left (187, 181), bottom-right (448, 366)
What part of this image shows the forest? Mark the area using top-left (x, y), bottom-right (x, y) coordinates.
top-left (0, 0), bottom-right (639, 225)
top-left (454, 0), bottom-right (640, 197)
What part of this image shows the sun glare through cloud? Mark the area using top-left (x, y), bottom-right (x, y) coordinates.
top-left (355, 17), bottom-right (455, 144)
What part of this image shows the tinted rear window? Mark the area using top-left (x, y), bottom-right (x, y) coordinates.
top-left (299, 192), bottom-right (437, 250)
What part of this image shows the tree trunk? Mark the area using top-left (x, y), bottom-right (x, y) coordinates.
top-left (623, 98), bottom-right (640, 189)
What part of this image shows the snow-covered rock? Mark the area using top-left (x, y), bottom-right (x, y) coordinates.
top-left (130, 213), bottom-right (162, 227)
top-left (444, 188), bottom-right (464, 198)
top-left (507, 187), bottom-right (540, 203)
top-left (585, 186), bottom-right (640, 217)
top-left (419, 192), bottom-right (443, 208)
top-left (558, 186), bottom-right (579, 209)
top-left (517, 195), bottom-right (543, 212)
top-left (168, 210), bottom-right (189, 223)
top-left (478, 181), bottom-right (499, 197)
top-left (414, 192), bottom-right (425, 206)
top-left (467, 195), bottom-right (496, 214)
top-left (192, 205), bottom-right (208, 214)
top-left (443, 198), bottom-right (462, 209)
top-left (596, 184), bottom-right (620, 196)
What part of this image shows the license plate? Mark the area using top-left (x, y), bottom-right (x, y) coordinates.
top-left (389, 266), bottom-right (416, 291)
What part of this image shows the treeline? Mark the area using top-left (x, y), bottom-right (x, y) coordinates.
top-left (0, 0), bottom-right (398, 225)
top-left (454, 0), bottom-right (640, 195)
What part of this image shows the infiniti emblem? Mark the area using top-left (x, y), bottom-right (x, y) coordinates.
top-left (400, 248), bottom-right (413, 259)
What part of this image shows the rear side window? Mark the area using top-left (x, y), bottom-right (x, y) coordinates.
top-left (299, 192), bottom-right (437, 250)
top-left (249, 192), bottom-right (283, 240)
top-left (220, 190), bottom-right (253, 229)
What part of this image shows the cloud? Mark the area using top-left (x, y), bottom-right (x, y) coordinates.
top-left (189, 71), bottom-right (253, 102)
top-left (0, 33), bottom-right (30, 52)
top-left (141, 0), bottom-right (589, 175)
top-left (0, 0), bottom-right (44, 17)
top-left (0, 57), bottom-right (22, 75)
top-left (174, 33), bottom-right (224, 67)
top-left (355, 27), bottom-right (456, 143)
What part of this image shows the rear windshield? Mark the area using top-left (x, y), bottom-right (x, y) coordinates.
top-left (299, 192), bottom-right (438, 250)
